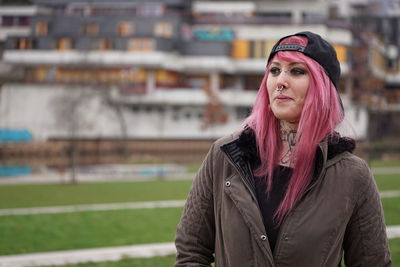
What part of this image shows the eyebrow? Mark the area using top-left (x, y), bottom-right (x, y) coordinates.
top-left (270, 61), bottom-right (305, 66)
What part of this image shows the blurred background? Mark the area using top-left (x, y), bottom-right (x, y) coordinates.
top-left (0, 0), bottom-right (399, 266)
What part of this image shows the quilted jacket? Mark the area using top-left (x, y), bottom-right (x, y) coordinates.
top-left (175, 131), bottom-right (391, 267)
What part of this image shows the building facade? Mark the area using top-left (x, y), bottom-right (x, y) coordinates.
top-left (0, 0), bottom-right (376, 141)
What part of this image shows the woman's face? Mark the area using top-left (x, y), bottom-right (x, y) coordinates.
top-left (266, 59), bottom-right (310, 122)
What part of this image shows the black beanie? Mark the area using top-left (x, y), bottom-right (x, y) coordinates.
top-left (267, 31), bottom-right (341, 89)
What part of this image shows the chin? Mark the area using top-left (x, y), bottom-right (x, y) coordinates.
top-left (272, 111), bottom-right (300, 122)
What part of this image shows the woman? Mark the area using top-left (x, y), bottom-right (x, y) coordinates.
top-left (174, 31), bottom-right (391, 267)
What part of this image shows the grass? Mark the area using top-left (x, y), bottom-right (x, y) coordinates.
top-left (0, 174), bottom-right (396, 210)
top-left (0, 208), bottom-right (183, 256)
top-left (0, 180), bottom-right (192, 209)
top-left (185, 163), bottom-right (201, 173)
top-left (0, 172), bottom-right (399, 266)
top-left (371, 160), bottom-right (400, 168)
top-left (0, 197), bottom-right (396, 256)
top-left (375, 174), bottom-right (400, 191)
top-left (382, 197), bottom-right (400, 225)
top-left (390, 238), bottom-right (400, 266)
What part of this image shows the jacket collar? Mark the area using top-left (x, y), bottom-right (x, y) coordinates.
top-left (221, 127), bottom-right (355, 180)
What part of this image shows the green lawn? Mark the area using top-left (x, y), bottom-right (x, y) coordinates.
top-left (375, 174), bottom-right (400, 191)
top-left (0, 208), bottom-right (183, 256)
top-left (382, 197), bottom-right (400, 225)
top-left (391, 238), bottom-right (400, 266)
top-left (0, 174), bottom-right (399, 266)
top-left (0, 180), bottom-right (192, 209)
top-left (0, 198), bottom-right (396, 256)
top-left (0, 174), bottom-right (397, 210)
top-left (371, 160), bottom-right (400, 168)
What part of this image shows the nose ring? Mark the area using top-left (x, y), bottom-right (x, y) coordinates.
top-left (276, 85), bottom-right (284, 92)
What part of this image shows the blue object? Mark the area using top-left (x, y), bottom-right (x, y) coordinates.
top-left (0, 165), bottom-right (32, 177)
top-left (194, 28), bottom-right (234, 41)
top-left (0, 129), bottom-right (33, 143)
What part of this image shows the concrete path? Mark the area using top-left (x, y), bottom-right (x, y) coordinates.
top-left (387, 225), bottom-right (400, 239)
top-left (0, 242), bottom-right (176, 267)
top-left (0, 172), bottom-right (195, 185)
top-left (1, 190), bottom-right (399, 217)
top-left (1, 226), bottom-right (400, 267)
top-left (0, 200), bottom-right (186, 216)
top-left (373, 166), bottom-right (400, 175)
top-left (380, 190), bottom-right (400, 198)
top-left (1, 189), bottom-right (399, 217)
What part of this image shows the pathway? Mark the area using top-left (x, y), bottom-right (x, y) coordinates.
top-left (0, 200), bottom-right (186, 216)
top-left (1, 189), bottom-right (399, 216)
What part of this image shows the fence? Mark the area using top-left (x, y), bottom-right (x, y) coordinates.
top-left (0, 138), bottom-right (215, 168)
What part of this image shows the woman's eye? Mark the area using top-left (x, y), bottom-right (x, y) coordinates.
top-left (269, 67), bottom-right (281, 75)
top-left (290, 68), bottom-right (307, 75)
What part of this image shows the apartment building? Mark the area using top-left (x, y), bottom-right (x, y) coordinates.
top-left (0, 0), bottom-right (369, 141)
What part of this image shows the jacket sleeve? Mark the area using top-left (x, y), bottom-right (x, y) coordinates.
top-left (174, 144), bottom-right (216, 266)
top-left (343, 161), bottom-right (391, 267)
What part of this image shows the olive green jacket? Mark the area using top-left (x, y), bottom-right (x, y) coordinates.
top-left (175, 133), bottom-right (391, 267)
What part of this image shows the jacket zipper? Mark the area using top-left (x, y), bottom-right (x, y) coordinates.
top-left (273, 145), bottom-right (328, 260)
top-left (221, 145), bottom-right (276, 266)
top-left (220, 145), bottom-right (258, 201)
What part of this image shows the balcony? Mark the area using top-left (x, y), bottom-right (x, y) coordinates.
top-left (180, 40), bottom-right (231, 57)
top-left (193, 15), bottom-right (293, 25)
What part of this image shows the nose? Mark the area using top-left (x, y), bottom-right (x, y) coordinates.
top-left (276, 71), bottom-right (289, 88)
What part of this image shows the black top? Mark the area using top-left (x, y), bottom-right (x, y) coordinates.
top-left (235, 127), bottom-right (356, 253)
top-left (254, 166), bottom-right (292, 253)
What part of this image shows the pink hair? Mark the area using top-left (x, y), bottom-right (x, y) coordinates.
top-left (244, 36), bottom-right (344, 224)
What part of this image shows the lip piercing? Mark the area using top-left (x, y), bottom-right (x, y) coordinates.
top-left (276, 85), bottom-right (284, 92)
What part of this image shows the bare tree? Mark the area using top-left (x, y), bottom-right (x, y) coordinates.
top-left (52, 88), bottom-right (96, 183)
top-left (51, 85), bottom-right (129, 184)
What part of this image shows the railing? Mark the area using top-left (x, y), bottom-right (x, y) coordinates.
top-left (193, 15), bottom-right (352, 29)
top-left (193, 15), bottom-right (292, 25)
top-left (0, 139), bottom-right (215, 169)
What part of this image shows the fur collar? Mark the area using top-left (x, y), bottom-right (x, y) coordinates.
top-left (236, 127), bottom-right (356, 169)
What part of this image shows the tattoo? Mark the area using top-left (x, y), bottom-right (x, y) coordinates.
top-left (280, 125), bottom-right (297, 165)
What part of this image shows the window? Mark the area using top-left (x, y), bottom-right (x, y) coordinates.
top-left (252, 40), bottom-right (263, 58)
top-left (87, 23), bottom-right (99, 35)
top-left (118, 22), bottom-right (134, 36)
top-left (137, 4), bottom-right (164, 17)
top-left (18, 16), bottom-right (31, 26)
top-left (232, 39), bottom-right (249, 59)
top-left (81, 23), bottom-right (99, 35)
top-left (249, 40), bottom-right (271, 59)
top-left (2, 16), bottom-right (14, 26)
top-left (18, 38), bottom-right (33, 50)
top-left (36, 21), bottom-right (48, 36)
top-left (56, 38), bottom-right (73, 50)
top-left (154, 22), bottom-right (173, 38)
top-left (99, 39), bottom-right (113, 50)
top-left (127, 38), bottom-right (154, 51)
top-left (73, 7), bottom-right (85, 16)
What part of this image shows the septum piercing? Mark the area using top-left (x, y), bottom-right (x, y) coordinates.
top-left (276, 85), bottom-right (284, 92)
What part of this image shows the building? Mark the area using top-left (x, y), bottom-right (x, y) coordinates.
top-left (0, 0), bottom-right (368, 144)
top-left (0, 2), bottom-right (36, 77)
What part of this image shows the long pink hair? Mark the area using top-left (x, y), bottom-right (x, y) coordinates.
top-left (244, 36), bottom-right (344, 224)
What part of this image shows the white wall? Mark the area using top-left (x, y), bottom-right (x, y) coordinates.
top-left (0, 84), bottom-right (368, 140)
top-left (0, 85), bottom-right (246, 140)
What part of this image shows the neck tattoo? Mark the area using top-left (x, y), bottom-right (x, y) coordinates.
top-left (280, 123), bottom-right (297, 165)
